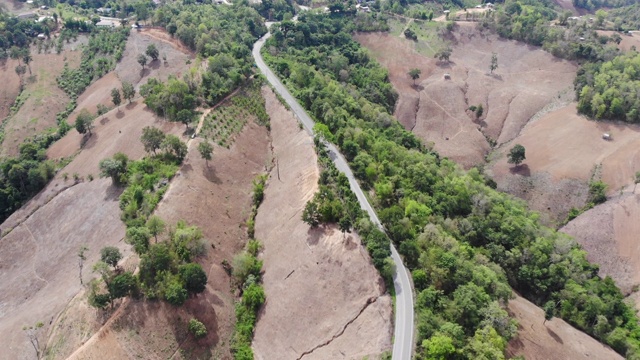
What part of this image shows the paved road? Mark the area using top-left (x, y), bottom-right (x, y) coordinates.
top-left (253, 31), bottom-right (414, 360)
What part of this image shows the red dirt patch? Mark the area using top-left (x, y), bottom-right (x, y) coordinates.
top-left (507, 294), bottom-right (623, 360)
top-left (355, 24), bottom-right (576, 168)
top-left (489, 104), bottom-right (640, 224)
top-left (252, 87), bottom-right (392, 359)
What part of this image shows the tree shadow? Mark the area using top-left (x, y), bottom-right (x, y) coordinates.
top-left (344, 234), bottom-right (357, 251)
top-left (203, 165), bottom-right (222, 184)
top-left (306, 225), bottom-right (325, 246)
top-left (181, 162), bottom-right (193, 175)
top-left (487, 73), bottom-right (503, 81)
top-left (126, 102), bottom-right (139, 111)
top-left (81, 132), bottom-right (99, 150)
top-left (410, 83), bottom-right (424, 91)
top-left (115, 109), bottom-right (125, 119)
top-left (436, 61), bottom-right (456, 68)
top-left (509, 164), bottom-right (531, 176)
top-left (472, 117), bottom-right (487, 127)
top-left (100, 115), bottom-right (111, 125)
top-left (104, 182), bottom-right (124, 201)
top-left (546, 327), bottom-right (564, 344)
top-left (139, 67), bottom-right (150, 78)
top-left (149, 59), bottom-right (161, 70)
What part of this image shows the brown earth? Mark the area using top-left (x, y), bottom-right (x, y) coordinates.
top-left (115, 29), bottom-right (193, 92)
top-left (0, 58), bottom-right (22, 120)
top-left (0, 0), bottom-right (26, 13)
top-left (561, 185), bottom-right (640, 299)
top-left (597, 30), bottom-right (640, 52)
top-left (355, 23), bottom-right (576, 168)
top-left (252, 87), bottom-right (392, 359)
top-left (489, 104), bottom-right (640, 224)
top-left (507, 294), bottom-right (623, 360)
top-left (0, 178), bottom-right (130, 360)
top-left (1, 44), bottom-right (82, 156)
top-left (62, 108), bottom-right (270, 359)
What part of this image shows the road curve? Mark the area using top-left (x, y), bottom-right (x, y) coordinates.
top-left (252, 31), bottom-right (414, 360)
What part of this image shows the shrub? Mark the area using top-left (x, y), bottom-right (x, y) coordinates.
top-left (188, 318), bottom-right (208, 338)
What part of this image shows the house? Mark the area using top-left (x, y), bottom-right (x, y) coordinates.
top-left (602, 133), bottom-right (611, 140)
top-left (37, 33), bottom-right (46, 40)
top-left (485, 3), bottom-right (494, 8)
top-left (40, 5), bottom-right (48, 9)
top-left (444, 73), bottom-right (451, 80)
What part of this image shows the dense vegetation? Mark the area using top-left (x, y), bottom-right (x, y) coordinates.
top-left (152, 3), bottom-right (266, 105)
top-left (89, 132), bottom-right (209, 308)
top-left (265, 12), bottom-right (640, 358)
top-left (575, 51), bottom-right (640, 122)
top-left (609, 3), bottom-right (640, 30)
top-left (478, 0), bottom-right (620, 62)
top-left (0, 10), bottom-right (56, 59)
top-left (573, 0), bottom-right (636, 11)
top-left (57, 27), bottom-right (129, 97)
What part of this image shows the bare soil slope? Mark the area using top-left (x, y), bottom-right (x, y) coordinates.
top-left (65, 113), bottom-right (270, 359)
top-left (252, 87), bottom-right (392, 359)
top-left (355, 24), bottom-right (576, 168)
top-left (561, 185), bottom-right (640, 298)
top-left (507, 294), bottom-right (623, 360)
top-left (1, 45), bottom-right (82, 156)
top-left (0, 58), bottom-right (22, 120)
top-left (489, 104), bottom-right (640, 224)
top-left (0, 178), bottom-right (129, 360)
top-left (115, 29), bottom-right (192, 92)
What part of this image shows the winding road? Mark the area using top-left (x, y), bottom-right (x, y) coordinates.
top-left (253, 31), bottom-right (414, 360)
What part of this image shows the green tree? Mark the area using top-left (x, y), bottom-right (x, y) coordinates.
top-left (23, 52), bottom-right (32, 75)
top-left (146, 215), bottom-right (166, 243)
top-left (100, 246), bottom-right (122, 268)
top-left (588, 181), bottom-right (607, 205)
top-left (108, 272), bottom-right (137, 300)
top-left (507, 144), bottom-right (526, 167)
top-left (122, 81), bottom-right (135, 103)
top-left (140, 126), bottom-right (165, 154)
top-left (242, 283), bottom-right (265, 311)
top-left (543, 300), bottom-right (556, 325)
top-left (338, 216), bottom-right (352, 238)
top-left (422, 334), bottom-right (456, 360)
top-left (164, 277), bottom-right (188, 305)
top-left (179, 263), bottom-right (208, 294)
top-left (75, 109), bottom-right (95, 136)
top-left (408, 68), bottom-right (421, 85)
top-left (475, 104), bottom-right (483, 119)
top-left (138, 54), bottom-right (148, 69)
top-left (98, 152), bottom-right (129, 185)
top-left (162, 134), bottom-right (188, 161)
top-left (434, 48), bottom-right (452, 63)
top-left (198, 141), bottom-right (213, 165)
top-left (595, 9), bottom-right (606, 27)
top-left (176, 109), bottom-right (194, 129)
top-left (126, 226), bottom-right (152, 255)
top-left (489, 52), bottom-right (498, 74)
top-left (111, 88), bottom-right (121, 109)
top-left (188, 318), bottom-right (208, 338)
top-left (78, 245), bottom-right (88, 285)
top-left (146, 44), bottom-right (159, 61)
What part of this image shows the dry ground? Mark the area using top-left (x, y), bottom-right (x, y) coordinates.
top-left (252, 87), bottom-right (392, 360)
top-left (0, 43), bottom-right (82, 156)
top-left (115, 29), bottom-right (193, 92)
top-left (507, 294), bottom-right (623, 360)
top-left (0, 58), bottom-right (22, 120)
top-left (561, 185), bottom-right (640, 299)
top-left (0, 0), bottom-right (26, 13)
top-left (62, 109), bottom-right (270, 359)
top-left (598, 30), bottom-right (640, 51)
top-left (0, 99), bottom-right (183, 359)
top-left (488, 104), bottom-right (640, 224)
top-left (355, 23), bottom-right (576, 168)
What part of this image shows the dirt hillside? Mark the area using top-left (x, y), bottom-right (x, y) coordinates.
top-left (355, 23), bottom-right (576, 168)
top-left (489, 104), bottom-right (640, 224)
top-left (63, 114), bottom-right (270, 359)
top-left (115, 29), bottom-right (193, 92)
top-left (1, 43), bottom-right (83, 156)
top-left (252, 87), bottom-right (392, 359)
top-left (507, 294), bottom-right (623, 360)
top-left (561, 185), bottom-right (640, 299)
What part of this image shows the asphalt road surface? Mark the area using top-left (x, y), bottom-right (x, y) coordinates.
top-left (253, 30), bottom-right (415, 360)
